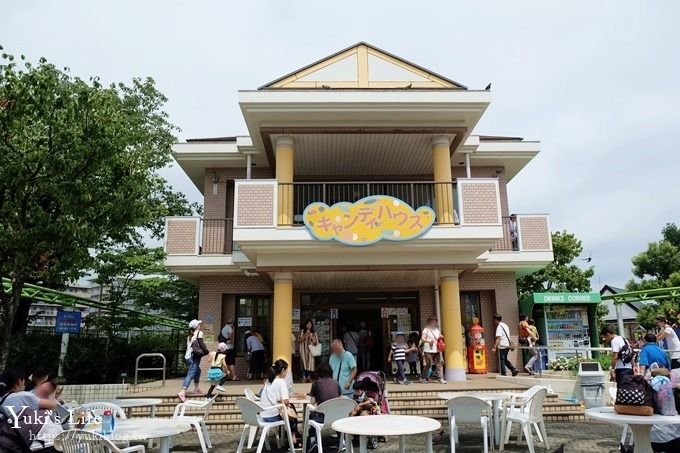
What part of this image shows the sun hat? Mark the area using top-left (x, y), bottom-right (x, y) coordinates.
top-left (217, 342), bottom-right (228, 352)
top-left (189, 319), bottom-right (202, 329)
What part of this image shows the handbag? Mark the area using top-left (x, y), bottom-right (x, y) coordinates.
top-left (615, 374), bottom-right (654, 416)
top-left (308, 342), bottom-right (322, 357)
top-left (191, 336), bottom-right (208, 358)
top-left (436, 335), bottom-right (446, 352)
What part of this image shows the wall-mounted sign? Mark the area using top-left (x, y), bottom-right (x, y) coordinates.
top-left (330, 309), bottom-right (338, 319)
top-left (303, 196), bottom-right (435, 246)
top-left (292, 309), bottom-right (300, 320)
top-left (381, 307), bottom-right (409, 318)
top-left (238, 317), bottom-right (252, 327)
top-left (55, 311), bottom-right (81, 334)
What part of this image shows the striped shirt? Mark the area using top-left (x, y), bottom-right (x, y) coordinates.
top-left (391, 342), bottom-right (407, 361)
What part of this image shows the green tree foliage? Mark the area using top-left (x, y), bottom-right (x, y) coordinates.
top-left (627, 223), bottom-right (680, 291)
top-left (87, 246), bottom-right (197, 380)
top-left (516, 230), bottom-right (594, 301)
top-left (627, 223), bottom-right (680, 329)
top-left (0, 48), bottom-right (195, 368)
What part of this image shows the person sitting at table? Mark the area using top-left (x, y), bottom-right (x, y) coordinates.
top-left (306, 363), bottom-right (343, 453)
top-left (639, 332), bottom-right (671, 375)
top-left (259, 359), bottom-right (301, 448)
top-left (0, 368), bottom-right (59, 453)
top-left (620, 424), bottom-right (680, 453)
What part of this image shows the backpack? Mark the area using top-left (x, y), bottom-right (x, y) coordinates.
top-left (614, 374), bottom-right (654, 416)
top-left (618, 338), bottom-right (635, 364)
top-left (0, 394), bottom-right (32, 453)
top-left (363, 334), bottom-right (375, 350)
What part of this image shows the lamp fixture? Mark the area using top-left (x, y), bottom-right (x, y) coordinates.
top-left (212, 172), bottom-right (219, 195)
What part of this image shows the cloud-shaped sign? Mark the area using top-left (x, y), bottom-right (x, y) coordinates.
top-left (303, 195), bottom-right (435, 246)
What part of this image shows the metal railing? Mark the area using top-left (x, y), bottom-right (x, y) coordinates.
top-left (493, 216), bottom-right (518, 251)
top-left (279, 181), bottom-right (458, 226)
top-left (199, 218), bottom-right (233, 254)
top-left (134, 353), bottom-right (166, 386)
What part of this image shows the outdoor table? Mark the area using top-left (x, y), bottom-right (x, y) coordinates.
top-left (332, 414), bottom-right (441, 453)
top-left (103, 398), bottom-right (163, 418)
top-left (585, 407), bottom-right (680, 453)
top-left (84, 418), bottom-right (191, 453)
top-left (439, 391), bottom-right (511, 449)
top-left (103, 398), bottom-right (164, 448)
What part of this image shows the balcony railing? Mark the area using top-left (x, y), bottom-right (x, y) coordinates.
top-left (279, 181), bottom-right (458, 226)
top-left (494, 216), bottom-right (519, 251)
top-left (200, 218), bottom-right (234, 254)
top-left (492, 215), bottom-right (552, 252)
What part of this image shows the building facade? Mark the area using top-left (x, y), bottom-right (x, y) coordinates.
top-left (164, 43), bottom-right (553, 379)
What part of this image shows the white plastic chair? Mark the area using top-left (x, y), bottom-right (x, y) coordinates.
top-left (79, 402), bottom-right (127, 420)
top-left (500, 387), bottom-right (550, 453)
top-left (609, 386), bottom-right (632, 446)
top-left (235, 397), bottom-right (296, 453)
top-left (500, 386), bottom-right (545, 444)
top-left (244, 388), bottom-right (261, 448)
top-left (172, 398), bottom-right (214, 453)
top-left (302, 397), bottom-right (357, 453)
top-left (446, 396), bottom-right (491, 453)
top-left (54, 429), bottom-right (144, 452)
top-left (245, 388), bottom-right (260, 401)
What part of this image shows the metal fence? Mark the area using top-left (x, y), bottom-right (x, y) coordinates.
top-left (200, 218), bottom-right (234, 254)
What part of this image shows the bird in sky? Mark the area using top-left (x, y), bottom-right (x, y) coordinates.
top-left (582, 251), bottom-right (593, 263)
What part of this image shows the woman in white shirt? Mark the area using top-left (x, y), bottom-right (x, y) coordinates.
top-left (259, 359), bottom-right (300, 448)
top-left (655, 315), bottom-right (680, 369)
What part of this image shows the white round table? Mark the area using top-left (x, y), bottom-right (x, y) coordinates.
top-left (103, 398), bottom-right (163, 417)
top-left (332, 414), bottom-right (441, 453)
top-left (439, 391), bottom-right (512, 448)
top-left (585, 407), bottom-right (680, 453)
top-left (90, 418), bottom-right (191, 453)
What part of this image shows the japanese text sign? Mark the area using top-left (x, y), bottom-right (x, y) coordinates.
top-left (303, 196), bottom-right (435, 246)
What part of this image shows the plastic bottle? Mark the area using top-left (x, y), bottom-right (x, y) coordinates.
top-left (101, 409), bottom-right (114, 435)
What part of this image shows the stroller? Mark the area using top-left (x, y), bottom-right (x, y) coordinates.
top-left (353, 371), bottom-right (391, 449)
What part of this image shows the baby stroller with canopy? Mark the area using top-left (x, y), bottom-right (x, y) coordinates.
top-left (351, 371), bottom-right (391, 449)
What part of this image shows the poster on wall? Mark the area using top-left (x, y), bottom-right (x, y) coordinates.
top-left (292, 309), bottom-right (300, 320)
top-left (330, 309), bottom-right (338, 319)
top-left (238, 317), bottom-right (252, 327)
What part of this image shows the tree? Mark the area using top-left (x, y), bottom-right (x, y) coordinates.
top-left (0, 48), bottom-right (195, 368)
top-left (516, 230), bottom-right (595, 301)
top-left (86, 246), bottom-right (197, 381)
top-left (627, 223), bottom-right (680, 329)
top-left (626, 223), bottom-right (680, 291)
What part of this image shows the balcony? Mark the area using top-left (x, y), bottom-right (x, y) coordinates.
top-left (280, 181), bottom-right (458, 226)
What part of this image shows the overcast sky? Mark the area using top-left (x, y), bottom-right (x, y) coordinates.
top-left (3, 1), bottom-right (679, 289)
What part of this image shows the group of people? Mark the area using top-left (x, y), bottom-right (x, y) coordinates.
top-left (0, 368), bottom-right (64, 452)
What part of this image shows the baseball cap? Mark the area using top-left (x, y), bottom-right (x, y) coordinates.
top-left (217, 342), bottom-right (228, 352)
top-left (189, 319), bottom-right (202, 329)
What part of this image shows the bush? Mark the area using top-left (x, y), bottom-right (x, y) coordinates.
top-left (6, 331), bottom-right (183, 384)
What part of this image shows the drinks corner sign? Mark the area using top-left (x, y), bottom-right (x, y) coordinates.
top-left (532, 292), bottom-right (601, 304)
top-left (302, 195), bottom-right (435, 246)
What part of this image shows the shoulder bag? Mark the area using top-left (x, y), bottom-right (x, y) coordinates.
top-left (265, 383), bottom-right (297, 420)
top-left (308, 334), bottom-right (322, 357)
top-left (501, 325), bottom-right (516, 351)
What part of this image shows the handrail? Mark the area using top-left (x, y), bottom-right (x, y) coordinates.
top-left (134, 353), bottom-right (166, 386)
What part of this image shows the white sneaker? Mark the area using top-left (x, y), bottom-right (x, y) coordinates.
top-left (439, 379), bottom-right (447, 384)
top-left (216, 385), bottom-right (225, 392)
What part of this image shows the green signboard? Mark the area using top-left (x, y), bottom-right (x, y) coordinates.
top-left (531, 292), bottom-right (601, 304)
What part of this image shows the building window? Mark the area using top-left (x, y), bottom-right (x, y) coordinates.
top-left (460, 292), bottom-right (481, 341)
top-left (236, 295), bottom-right (272, 354)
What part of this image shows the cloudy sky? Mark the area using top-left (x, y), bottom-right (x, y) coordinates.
top-left (3, 1), bottom-right (679, 288)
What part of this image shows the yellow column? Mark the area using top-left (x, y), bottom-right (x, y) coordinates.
top-left (432, 136), bottom-right (454, 224)
top-left (272, 272), bottom-right (293, 367)
top-left (439, 270), bottom-right (466, 381)
top-left (276, 136), bottom-right (295, 226)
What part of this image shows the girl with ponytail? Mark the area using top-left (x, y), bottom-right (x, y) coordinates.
top-left (258, 359), bottom-right (300, 448)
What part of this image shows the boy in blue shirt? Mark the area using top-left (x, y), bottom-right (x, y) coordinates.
top-left (639, 332), bottom-right (671, 375)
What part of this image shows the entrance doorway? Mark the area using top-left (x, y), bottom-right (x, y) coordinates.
top-left (301, 292), bottom-right (419, 373)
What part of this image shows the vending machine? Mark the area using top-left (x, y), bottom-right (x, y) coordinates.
top-left (520, 292), bottom-right (602, 363)
top-left (543, 305), bottom-right (591, 362)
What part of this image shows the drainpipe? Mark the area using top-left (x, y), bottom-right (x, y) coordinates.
top-left (616, 303), bottom-right (625, 337)
top-left (464, 153), bottom-right (471, 178)
top-left (246, 154), bottom-right (252, 180)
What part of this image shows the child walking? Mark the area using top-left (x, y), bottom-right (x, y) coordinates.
top-left (388, 332), bottom-right (415, 385)
top-left (205, 342), bottom-right (230, 398)
top-left (407, 332), bottom-right (420, 376)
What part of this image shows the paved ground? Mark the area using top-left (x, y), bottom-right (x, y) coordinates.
top-left (157, 421), bottom-right (622, 452)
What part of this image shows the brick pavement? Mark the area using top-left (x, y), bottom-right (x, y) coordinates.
top-left (159, 421), bottom-right (622, 452)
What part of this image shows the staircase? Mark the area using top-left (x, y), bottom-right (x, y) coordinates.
top-left (122, 383), bottom-right (585, 431)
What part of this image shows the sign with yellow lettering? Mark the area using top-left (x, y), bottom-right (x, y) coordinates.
top-left (303, 196), bottom-right (435, 246)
